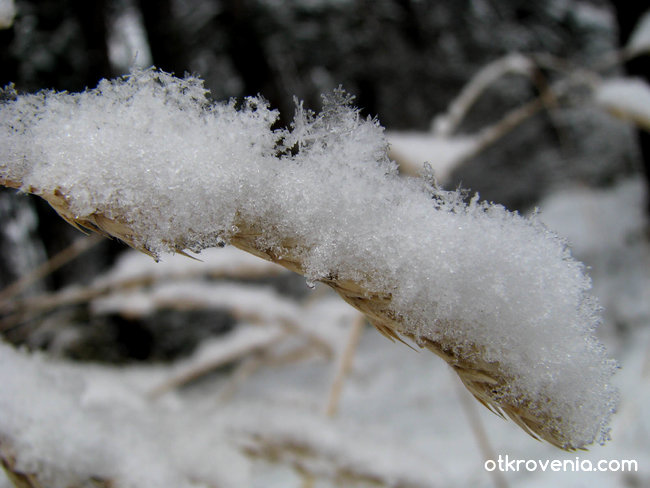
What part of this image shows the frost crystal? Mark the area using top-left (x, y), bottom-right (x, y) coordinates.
top-left (0, 69), bottom-right (617, 449)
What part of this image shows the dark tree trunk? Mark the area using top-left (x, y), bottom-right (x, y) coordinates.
top-left (71, 0), bottom-right (112, 84)
top-left (217, 0), bottom-right (290, 123)
top-left (137, 0), bottom-right (189, 75)
top-left (0, 24), bottom-right (18, 88)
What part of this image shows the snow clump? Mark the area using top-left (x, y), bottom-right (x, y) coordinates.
top-left (0, 69), bottom-right (618, 448)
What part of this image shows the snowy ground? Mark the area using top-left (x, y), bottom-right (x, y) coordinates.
top-left (1, 176), bottom-right (648, 488)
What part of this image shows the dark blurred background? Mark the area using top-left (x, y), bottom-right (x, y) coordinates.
top-left (1, 0), bottom-right (648, 360)
top-left (2, 0), bottom-right (643, 126)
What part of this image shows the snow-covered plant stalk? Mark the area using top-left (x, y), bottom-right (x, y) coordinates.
top-left (0, 69), bottom-right (617, 450)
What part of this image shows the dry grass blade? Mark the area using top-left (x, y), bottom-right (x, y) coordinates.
top-left (325, 313), bottom-right (366, 417)
top-left (0, 180), bottom-right (587, 449)
top-left (454, 373), bottom-right (510, 488)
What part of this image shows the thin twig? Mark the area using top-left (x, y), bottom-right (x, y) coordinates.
top-left (1, 253), bottom-right (287, 330)
top-left (299, 471), bottom-right (316, 488)
top-left (433, 53), bottom-right (535, 137)
top-left (471, 97), bottom-right (546, 158)
top-left (0, 233), bottom-right (103, 306)
top-left (325, 313), bottom-right (365, 417)
top-left (454, 372), bottom-right (510, 488)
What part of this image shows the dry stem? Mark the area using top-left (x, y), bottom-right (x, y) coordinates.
top-left (0, 233), bottom-right (102, 306)
top-left (325, 313), bottom-right (366, 417)
top-left (241, 432), bottom-right (429, 488)
top-left (0, 180), bottom-right (575, 449)
top-left (433, 53), bottom-right (534, 137)
top-left (454, 373), bottom-right (510, 488)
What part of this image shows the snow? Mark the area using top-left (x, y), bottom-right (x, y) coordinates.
top-left (538, 180), bottom-right (644, 257)
top-left (570, 1), bottom-right (614, 31)
top-left (93, 282), bottom-right (300, 320)
top-left (237, 406), bottom-right (449, 487)
top-left (0, 340), bottom-right (250, 488)
top-left (90, 275), bottom-right (356, 364)
top-left (1, 288), bottom-right (648, 488)
top-left (0, 173), bottom-right (648, 486)
top-left (0, 0), bottom-right (15, 29)
top-left (595, 78), bottom-right (650, 131)
top-left (0, 68), bottom-right (618, 462)
top-left (537, 178), bottom-right (650, 335)
top-left (387, 131), bottom-right (477, 181)
top-left (626, 8), bottom-right (650, 58)
top-left (90, 281), bottom-right (312, 352)
top-left (107, 3), bottom-right (153, 71)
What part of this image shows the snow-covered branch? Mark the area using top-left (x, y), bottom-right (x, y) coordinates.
top-left (0, 69), bottom-right (618, 453)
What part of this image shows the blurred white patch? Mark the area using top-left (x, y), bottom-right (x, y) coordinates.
top-left (107, 3), bottom-right (153, 71)
top-left (0, 0), bottom-right (15, 29)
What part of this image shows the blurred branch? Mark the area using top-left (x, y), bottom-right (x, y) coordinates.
top-left (0, 233), bottom-right (103, 307)
top-left (241, 429), bottom-right (432, 488)
top-left (0, 248), bottom-right (287, 331)
top-left (149, 325), bottom-right (286, 398)
top-left (433, 53), bottom-right (535, 137)
top-left (397, 46), bottom-right (642, 180)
